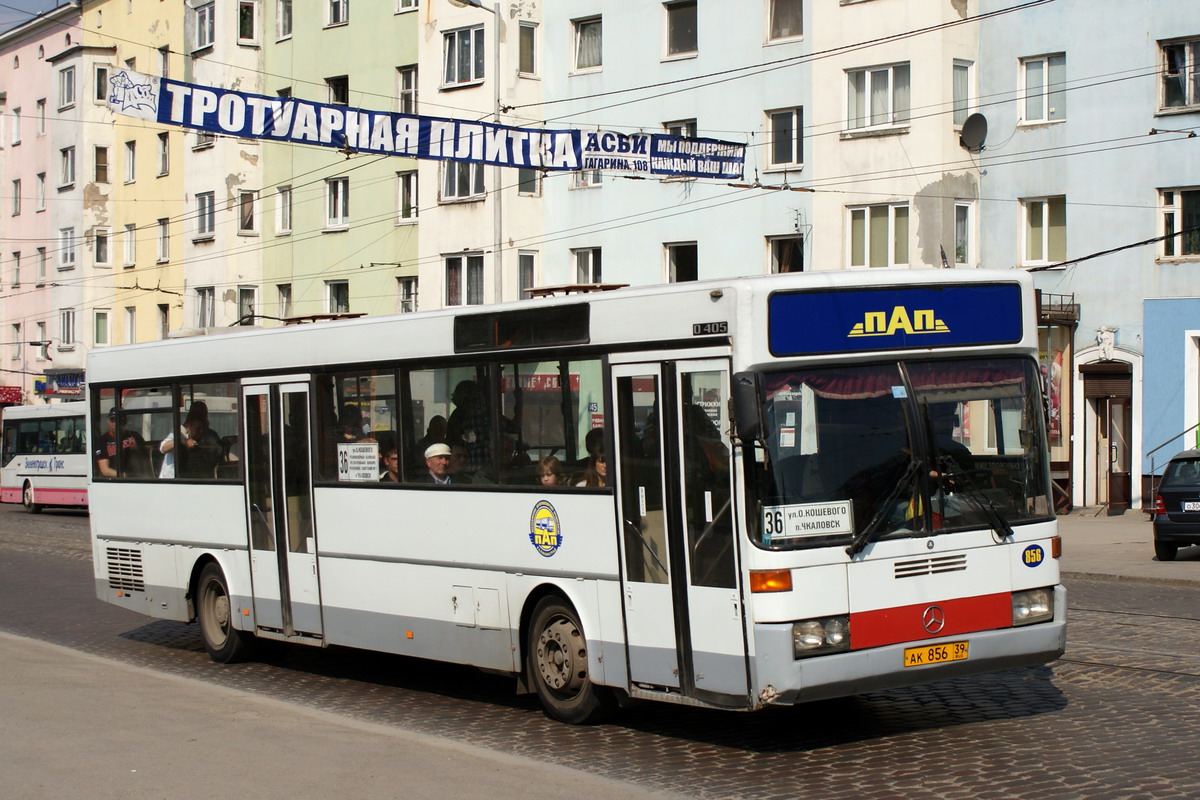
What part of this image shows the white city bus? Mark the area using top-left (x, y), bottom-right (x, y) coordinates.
top-left (2, 401), bottom-right (89, 512)
top-left (87, 270), bottom-right (1065, 723)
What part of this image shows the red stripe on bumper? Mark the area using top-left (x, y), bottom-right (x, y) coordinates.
top-left (850, 592), bottom-right (1011, 649)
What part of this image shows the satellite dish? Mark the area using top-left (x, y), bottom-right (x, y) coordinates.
top-left (959, 113), bottom-right (987, 153)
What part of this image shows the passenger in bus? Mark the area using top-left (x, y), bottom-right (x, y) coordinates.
top-left (571, 427), bottom-right (605, 472)
top-left (336, 403), bottom-right (375, 443)
top-left (447, 440), bottom-right (474, 484)
top-left (379, 448), bottom-right (400, 483)
top-left (162, 401), bottom-right (225, 479)
top-left (536, 455), bottom-right (565, 486)
top-left (448, 380), bottom-right (521, 472)
top-left (94, 409), bottom-right (148, 478)
top-left (421, 442), bottom-right (454, 485)
top-left (415, 415), bottom-right (446, 454)
top-left (576, 446), bottom-right (607, 487)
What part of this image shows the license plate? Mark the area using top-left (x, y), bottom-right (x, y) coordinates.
top-left (903, 641), bottom-right (969, 667)
top-left (1184, 501), bottom-right (1200, 512)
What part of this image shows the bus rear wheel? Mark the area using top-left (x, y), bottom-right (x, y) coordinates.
top-left (196, 563), bottom-right (253, 663)
top-left (527, 596), bottom-right (615, 724)
top-left (22, 482), bottom-right (42, 514)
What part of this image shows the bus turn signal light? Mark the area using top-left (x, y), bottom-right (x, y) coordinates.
top-left (1051, 536), bottom-right (1062, 559)
top-left (749, 569), bottom-right (793, 593)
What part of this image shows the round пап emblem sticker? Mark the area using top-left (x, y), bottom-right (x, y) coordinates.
top-left (529, 500), bottom-right (563, 557)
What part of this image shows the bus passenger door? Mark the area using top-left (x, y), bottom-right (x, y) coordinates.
top-left (613, 366), bottom-right (679, 690)
top-left (242, 380), bottom-right (323, 639)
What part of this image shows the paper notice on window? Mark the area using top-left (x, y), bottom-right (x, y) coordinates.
top-left (779, 427), bottom-right (796, 448)
top-left (762, 500), bottom-right (854, 541)
top-left (338, 442), bottom-right (380, 482)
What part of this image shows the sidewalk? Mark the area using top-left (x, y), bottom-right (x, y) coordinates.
top-left (1056, 507), bottom-right (1200, 586)
top-left (0, 632), bottom-right (679, 800)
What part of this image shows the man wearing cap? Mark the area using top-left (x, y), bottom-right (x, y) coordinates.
top-left (422, 442), bottom-right (454, 484)
top-left (95, 408), bottom-right (148, 478)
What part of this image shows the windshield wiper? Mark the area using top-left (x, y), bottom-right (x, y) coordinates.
top-left (935, 455), bottom-right (1014, 540)
top-left (847, 456), bottom-right (920, 558)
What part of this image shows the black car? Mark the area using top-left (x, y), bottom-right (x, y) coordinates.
top-left (1152, 449), bottom-right (1200, 561)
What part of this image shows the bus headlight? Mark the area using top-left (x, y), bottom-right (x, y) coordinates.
top-left (1012, 587), bottom-right (1054, 626)
top-left (793, 616), bottom-right (850, 659)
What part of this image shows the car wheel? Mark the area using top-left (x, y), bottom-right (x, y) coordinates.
top-left (196, 562), bottom-right (254, 663)
top-left (1154, 539), bottom-right (1178, 562)
top-left (526, 596), bottom-right (616, 724)
top-left (22, 482), bottom-right (42, 514)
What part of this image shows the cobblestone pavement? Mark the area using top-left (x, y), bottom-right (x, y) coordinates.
top-left (3, 507), bottom-right (1200, 799)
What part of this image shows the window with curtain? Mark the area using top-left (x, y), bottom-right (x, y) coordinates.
top-left (848, 204), bottom-right (909, 268)
top-left (1022, 196), bottom-right (1066, 265)
top-left (952, 61), bottom-right (971, 126)
top-left (769, 0), bottom-right (802, 41)
top-left (443, 26), bottom-right (485, 85)
top-left (767, 107), bottom-right (803, 168)
top-left (1161, 38), bottom-right (1200, 110)
top-left (1159, 189), bottom-right (1200, 258)
top-left (847, 63), bottom-right (910, 130)
top-left (574, 17), bottom-right (602, 70)
top-left (1022, 54), bottom-right (1066, 122)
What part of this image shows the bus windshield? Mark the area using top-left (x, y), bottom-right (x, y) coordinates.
top-left (747, 356), bottom-right (1053, 549)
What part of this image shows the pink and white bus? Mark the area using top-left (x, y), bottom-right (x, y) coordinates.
top-left (1, 401), bottom-right (89, 512)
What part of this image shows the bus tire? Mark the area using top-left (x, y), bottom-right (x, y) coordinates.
top-left (526, 596), bottom-right (615, 724)
top-left (196, 562), bottom-right (253, 663)
top-left (22, 482), bottom-right (42, 514)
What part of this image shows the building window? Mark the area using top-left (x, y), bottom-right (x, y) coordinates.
top-left (35, 173), bottom-right (45, 210)
top-left (94, 146), bottom-right (109, 183)
top-left (157, 218), bottom-right (170, 261)
top-left (194, 131), bottom-right (216, 149)
top-left (157, 132), bottom-right (169, 175)
top-left (1021, 54), bottom-right (1066, 123)
top-left (398, 276), bottom-right (418, 313)
top-left (571, 168), bottom-right (602, 189)
top-left (1021, 196), bottom-right (1066, 265)
top-left (123, 223), bottom-right (136, 266)
top-left (397, 170), bottom-right (418, 221)
top-left (574, 17), bottom-right (602, 70)
top-left (849, 204), bottom-right (909, 268)
top-left (276, 0), bottom-right (293, 39)
top-left (158, 304), bottom-right (169, 339)
top-left (397, 0), bottom-right (418, 11)
top-left (326, 75), bottom-right (349, 105)
top-left (58, 66), bottom-right (75, 109)
top-left (97, 66), bottom-right (114, 104)
top-left (196, 191), bottom-right (215, 237)
top-left (36, 99), bottom-right (45, 135)
top-left (443, 26), bottom-right (485, 86)
top-left (237, 286), bottom-right (256, 324)
top-left (327, 280), bottom-right (349, 313)
top-left (124, 140), bottom-right (136, 183)
top-left (37, 247), bottom-right (47, 283)
top-left (517, 168), bottom-right (540, 196)
top-left (10, 324), bottom-right (19, 360)
top-left (847, 63), bottom-right (910, 130)
top-left (276, 185), bottom-right (292, 234)
top-left (445, 254), bottom-right (483, 306)
top-left (194, 2), bottom-right (215, 50)
top-left (769, 235), bottom-right (803, 273)
top-left (1160, 189), bottom-right (1200, 258)
top-left (10, 107), bottom-right (20, 146)
top-left (277, 283), bottom-right (293, 318)
top-left (159, 45), bottom-right (170, 77)
top-left (123, 307), bottom-right (136, 344)
top-left (60, 309), bottom-right (75, 348)
top-left (11, 252), bottom-right (19, 286)
top-left (196, 287), bottom-right (215, 327)
top-left (666, 242), bottom-right (698, 282)
top-left (518, 252), bottom-right (536, 298)
top-left (768, 0), bottom-right (802, 41)
top-left (665, 119), bottom-right (697, 138)
top-left (10, 180), bottom-right (19, 215)
top-left (441, 161), bottom-right (484, 201)
top-left (665, 1), bottom-right (697, 57)
top-left (60, 146), bottom-right (75, 187)
top-left (328, 0), bottom-right (348, 26)
top-left (953, 61), bottom-right (972, 126)
top-left (767, 107), bottom-right (803, 169)
top-left (397, 65), bottom-right (417, 114)
top-left (326, 177), bottom-right (349, 228)
top-left (59, 228), bottom-right (76, 268)
top-left (573, 247), bottom-right (602, 283)
top-left (94, 228), bottom-right (110, 266)
top-left (1161, 38), bottom-right (1200, 110)
top-left (238, 1), bottom-right (258, 44)
top-left (954, 202), bottom-right (972, 265)
top-left (94, 310), bottom-right (110, 347)
top-left (519, 22), bottom-right (537, 75)
top-left (35, 322), bottom-right (48, 359)
top-left (238, 190), bottom-right (257, 234)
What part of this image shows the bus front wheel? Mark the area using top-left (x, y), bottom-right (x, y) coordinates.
top-left (22, 482), bottom-right (42, 514)
top-left (196, 563), bottom-right (253, 663)
top-left (526, 596), bottom-right (615, 724)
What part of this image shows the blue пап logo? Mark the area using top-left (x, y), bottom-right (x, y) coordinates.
top-left (529, 501), bottom-right (563, 557)
top-left (848, 306), bottom-right (949, 338)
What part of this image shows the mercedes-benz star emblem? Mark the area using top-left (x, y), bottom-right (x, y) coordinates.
top-left (922, 605), bottom-right (946, 634)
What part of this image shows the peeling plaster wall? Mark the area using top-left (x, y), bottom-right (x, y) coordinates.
top-left (913, 172), bottom-right (979, 267)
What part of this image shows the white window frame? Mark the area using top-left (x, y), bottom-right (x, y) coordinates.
top-left (10, 324), bottom-right (19, 360)
top-left (35, 322), bottom-right (48, 360)
top-left (59, 227), bottom-right (76, 269)
top-left (157, 132), bottom-right (170, 175)
top-left (11, 251), bottom-right (19, 286)
top-left (398, 276), bottom-right (418, 313)
top-left (572, 247), bottom-right (602, 283)
top-left (327, 0), bottom-right (348, 27)
top-left (276, 185), bottom-right (292, 234)
top-left (518, 22), bottom-right (537, 76)
top-left (397, 170), bottom-right (418, 222)
top-left (124, 140), bottom-right (136, 184)
top-left (196, 191), bottom-right (216, 238)
top-left (326, 279), bottom-right (350, 313)
top-left (60, 146), bottom-right (75, 187)
top-left (36, 247), bottom-right (47, 283)
top-left (159, 45), bottom-right (170, 77)
top-left (847, 203), bottom-right (910, 268)
top-left (195, 287), bottom-right (215, 328)
top-left (158, 304), bottom-right (170, 340)
top-left (1020, 53), bottom-right (1066, 124)
top-left (517, 167), bottom-right (540, 197)
top-left (94, 227), bottom-right (111, 266)
top-left (953, 60), bottom-right (973, 127)
top-left (123, 307), bottom-right (136, 344)
top-left (36, 99), bottom-right (45, 136)
top-left (326, 75), bottom-right (349, 105)
top-left (443, 25), bottom-right (485, 87)
top-left (1020, 195), bottom-right (1066, 267)
top-left (123, 223), bottom-right (136, 266)
top-left (94, 145), bottom-right (109, 183)
top-left (571, 168), bottom-right (602, 189)
top-left (10, 107), bottom-right (20, 146)
top-left (238, 190), bottom-right (258, 234)
top-left (769, 235), bottom-right (804, 274)
top-left (767, 0), bottom-right (803, 43)
top-left (94, 65), bottom-right (110, 102)
top-left (194, 130), bottom-right (216, 150)
top-left (157, 218), bottom-right (170, 262)
top-left (237, 286), bottom-right (257, 324)
top-left (1160, 188), bottom-right (1200, 260)
top-left (94, 309), bottom-right (111, 347)
top-left (518, 251), bottom-right (537, 298)
top-left (664, 1), bottom-right (697, 59)
top-left (444, 254), bottom-right (484, 307)
top-left (58, 66), bottom-right (75, 109)
top-left (666, 241), bottom-right (698, 283)
top-left (573, 17), bottom-right (602, 71)
top-left (276, 0), bottom-right (293, 39)
top-left (396, 0), bottom-right (418, 12)
top-left (846, 62), bottom-right (911, 131)
top-left (237, 0), bottom-right (259, 45)
top-left (397, 65), bottom-right (417, 114)
top-left (10, 179), bottom-right (19, 216)
top-left (59, 308), bottom-right (75, 349)
top-left (954, 201), bottom-right (973, 266)
top-left (1161, 38), bottom-right (1200, 111)
top-left (277, 283), bottom-right (293, 318)
top-left (35, 173), bottom-right (45, 210)
top-left (194, 2), bottom-right (215, 51)
top-left (325, 177), bottom-right (350, 228)
top-left (766, 107), bottom-right (803, 170)
top-left (440, 161), bottom-right (484, 202)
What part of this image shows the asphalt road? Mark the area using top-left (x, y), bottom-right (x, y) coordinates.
top-left (2, 505), bottom-right (1200, 799)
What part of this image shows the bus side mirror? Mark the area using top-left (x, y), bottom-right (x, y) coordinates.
top-left (732, 371), bottom-right (766, 442)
